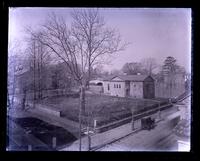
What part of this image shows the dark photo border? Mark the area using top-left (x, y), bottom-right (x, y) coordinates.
top-left (0, 0), bottom-right (199, 161)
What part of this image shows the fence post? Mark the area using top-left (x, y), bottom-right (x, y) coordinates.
top-left (158, 102), bottom-right (162, 120)
top-left (28, 145), bottom-right (32, 151)
top-left (94, 119), bottom-right (97, 129)
top-left (131, 109), bottom-right (135, 130)
top-left (52, 137), bottom-right (57, 149)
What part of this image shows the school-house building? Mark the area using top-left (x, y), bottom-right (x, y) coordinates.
top-left (103, 75), bottom-right (155, 99)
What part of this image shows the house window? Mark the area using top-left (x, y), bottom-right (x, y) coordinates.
top-left (117, 84), bottom-right (118, 88)
top-left (114, 84), bottom-right (115, 88)
top-left (119, 84), bottom-right (121, 88)
top-left (108, 84), bottom-right (110, 91)
top-left (134, 84), bottom-right (136, 87)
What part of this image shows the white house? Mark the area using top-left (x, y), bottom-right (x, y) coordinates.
top-left (103, 75), bottom-right (155, 99)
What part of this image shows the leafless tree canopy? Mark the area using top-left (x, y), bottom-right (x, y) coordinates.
top-left (25, 38), bottom-right (52, 99)
top-left (141, 58), bottom-right (158, 75)
top-left (27, 9), bottom-right (127, 86)
top-left (122, 62), bottom-right (145, 75)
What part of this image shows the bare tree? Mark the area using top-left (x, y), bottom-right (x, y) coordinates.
top-left (26, 39), bottom-right (37, 102)
top-left (26, 37), bottom-right (52, 100)
top-left (8, 40), bottom-right (23, 109)
top-left (27, 9), bottom-right (127, 151)
top-left (71, 9), bottom-right (127, 88)
top-left (141, 57), bottom-right (158, 75)
top-left (161, 56), bottom-right (185, 97)
top-left (122, 62), bottom-right (145, 75)
top-left (110, 69), bottom-right (123, 75)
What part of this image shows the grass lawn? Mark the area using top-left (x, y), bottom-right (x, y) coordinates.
top-left (38, 94), bottom-right (168, 127)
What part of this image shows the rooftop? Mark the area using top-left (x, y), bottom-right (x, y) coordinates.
top-left (104, 75), bottom-right (153, 82)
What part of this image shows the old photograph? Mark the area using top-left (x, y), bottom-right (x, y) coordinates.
top-left (7, 8), bottom-right (191, 151)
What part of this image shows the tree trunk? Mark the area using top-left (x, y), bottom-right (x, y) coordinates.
top-left (80, 86), bottom-right (86, 114)
top-left (40, 52), bottom-right (43, 99)
top-left (79, 85), bottom-right (86, 151)
top-left (38, 60), bottom-right (41, 99)
top-left (86, 69), bottom-right (90, 90)
top-left (33, 41), bottom-right (36, 104)
top-left (22, 89), bottom-right (27, 110)
top-left (11, 73), bottom-right (16, 109)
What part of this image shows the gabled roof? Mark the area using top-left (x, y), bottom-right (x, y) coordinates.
top-left (105, 75), bottom-right (154, 82)
top-left (89, 79), bottom-right (104, 84)
top-left (102, 75), bottom-right (116, 81)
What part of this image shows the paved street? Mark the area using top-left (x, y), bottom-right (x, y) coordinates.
top-left (97, 120), bottom-right (178, 151)
top-left (61, 106), bottom-right (179, 151)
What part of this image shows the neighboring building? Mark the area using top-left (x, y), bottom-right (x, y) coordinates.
top-left (103, 75), bottom-right (155, 99)
top-left (89, 79), bottom-right (104, 93)
top-left (15, 69), bottom-right (33, 93)
top-left (163, 73), bottom-right (185, 85)
top-left (155, 73), bottom-right (186, 98)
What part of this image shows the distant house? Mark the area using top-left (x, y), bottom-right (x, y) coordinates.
top-left (89, 79), bottom-right (104, 93)
top-left (103, 75), bottom-right (155, 99)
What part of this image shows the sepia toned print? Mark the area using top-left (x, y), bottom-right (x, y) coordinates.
top-left (7, 8), bottom-right (191, 151)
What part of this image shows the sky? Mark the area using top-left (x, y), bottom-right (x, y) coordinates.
top-left (9, 8), bottom-right (192, 73)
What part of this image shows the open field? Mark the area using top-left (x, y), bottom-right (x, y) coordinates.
top-left (37, 94), bottom-right (168, 127)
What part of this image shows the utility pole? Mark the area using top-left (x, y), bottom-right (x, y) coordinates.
top-left (79, 87), bottom-right (82, 151)
top-left (33, 41), bottom-right (36, 108)
top-left (158, 102), bottom-right (161, 120)
top-left (131, 108), bottom-right (134, 130)
top-left (131, 100), bottom-right (137, 131)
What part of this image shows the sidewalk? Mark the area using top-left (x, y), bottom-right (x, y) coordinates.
top-left (60, 121), bottom-right (140, 151)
